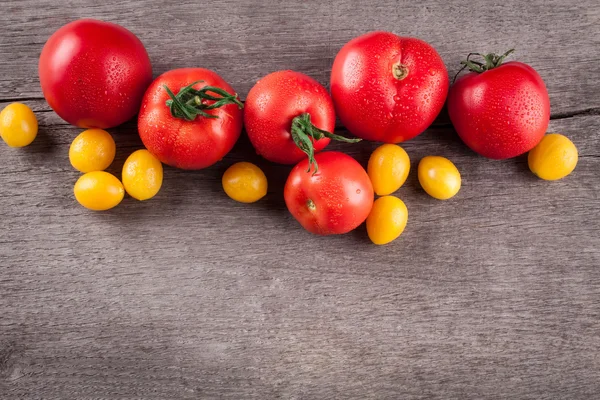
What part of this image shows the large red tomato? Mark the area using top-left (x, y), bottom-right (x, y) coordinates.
top-left (39, 19), bottom-right (152, 129)
top-left (448, 51), bottom-right (550, 159)
top-left (284, 152), bottom-right (374, 235)
top-left (245, 70), bottom-right (358, 169)
top-left (330, 31), bottom-right (449, 143)
top-left (138, 68), bottom-right (243, 170)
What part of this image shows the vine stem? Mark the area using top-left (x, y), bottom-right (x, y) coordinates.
top-left (290, 113), bottom-right (360, 175)
top-left (452, 49), bottom-right (515, 83)
top-left (164, 80), bottom-right (243, 121)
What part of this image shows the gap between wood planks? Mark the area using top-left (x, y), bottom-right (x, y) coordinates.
top-left (0, 96), bottom-right (599, 124)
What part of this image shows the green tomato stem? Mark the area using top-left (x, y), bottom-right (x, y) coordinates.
top-left (452, 49), bottom-right (515, 83)
top-left (164, 80), bottom-right (243, 121)
top-left (290, 113), bottom-right (361, 175)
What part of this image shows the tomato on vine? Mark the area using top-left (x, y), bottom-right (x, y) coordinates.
top-left (448, 50), bottom-right (550, 159)
top-left (244, 70), bottom-right (359, 172)
top-left (284, 152), bottom-right (374, 235)
top-left (138, 68), bottom-right (243, 170)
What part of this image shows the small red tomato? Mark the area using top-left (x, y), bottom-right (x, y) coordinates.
top-left (448, 50), bottom-right (550, 159)
top-left (245, 70), bottom-right (359, 170)
top-left (39, 19), bottom-right (152, 129)
top-left (138, 68), bottom-right (243, 170)
top-left (331, 31), bottom-right (449, 143)
top-left (284, 152), bottom-right (374, 235)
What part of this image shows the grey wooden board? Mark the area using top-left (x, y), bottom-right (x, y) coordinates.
top-left (1, 0), bottom-right (600, 399)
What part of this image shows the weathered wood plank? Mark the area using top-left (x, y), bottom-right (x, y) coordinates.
top-left (1, 0), bottom-right (599, 117)
top-left (1, 110), bottom-right (599, 398)
top-left (1, 0), bottom-right (600, 399)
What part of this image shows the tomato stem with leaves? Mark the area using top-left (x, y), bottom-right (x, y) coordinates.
top-left (453, 49), bottom-right (515, 83)
top-left (164, 80), bottom-right (243, 121)
top-left (290, 113), bottom-right (361, 174)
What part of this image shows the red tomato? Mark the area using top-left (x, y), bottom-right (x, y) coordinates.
top-left (284, 152), bottom-right (374, 235)
top-left (330, 31), bottom-right (449, 143)
top-left (138, 68), bottom-right (243, 170)
top-left (448, 51), bottom-right (550, 159)
top-left (245, 70), bottom-right (358, 168)
top-left (39, 19), bottom-right (152, 129)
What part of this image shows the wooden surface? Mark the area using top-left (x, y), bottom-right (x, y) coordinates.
top-left (1, 1), bottom-right (600, 398)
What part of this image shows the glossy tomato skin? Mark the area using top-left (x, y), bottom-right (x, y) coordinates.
top-left (244, 70), bottom-right (335, 164)
top-left (138, 68), bottom-right (243, 170)
top-left (330, 31), bottom-right (449, 143)
top-left (448, 62), bottom-right (550, 159)
top-left (39, 19), bottom-right (152, 129)
top-left (284, 152), bottom-right (374, 235)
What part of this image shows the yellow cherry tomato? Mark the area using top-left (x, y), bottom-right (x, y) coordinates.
top-left (122, 149), bottom-right (163, 200)
top-left (0, 103), bottom-right (38, 147)
top-left (367, 144), bottom-right (410, 196)
top-left (69, 129), bottom-right (116, 173)
top-left (528, 133), bottom-right (578, 180)
top-left (222, 162), bottom-right (267, 203)
top-left (74, 171), bottom-right (124, 211)
top-left (418, 156), bottom-right (461, 200)
top-left (366, 196), bottom-right (408, 245)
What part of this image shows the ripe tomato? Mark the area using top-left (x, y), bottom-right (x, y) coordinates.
top-left (0, 103), bottom-right (38, 147)
top-left (367, 144), bottom-right (410, 196)
top-left (69, 129), bottom-right (116, 173)
top-left (138, 68), bottom-right (243, 170)
top-left (39, 19), bottom-right (152, 129)
top-left (528, 134), bottom-right (578, 180)
top-left (418, 156), bottom-right (461, 200)
top-left (284, 152), bottom-right (374, 235)
top-left (244, 70), bottom-right (359, 170)
top-left (122, 150), bottom-right (163, 200)
top-left (448, 50), bottom-right (550, 159)
top-left (366, 196), bottom-right (408, 245)
top-left (74, 171), bottom-right (124, 211)
top-left (330, 31), bottom-right (449, 143)
top-left (222, 162), bottom-right (268, 203)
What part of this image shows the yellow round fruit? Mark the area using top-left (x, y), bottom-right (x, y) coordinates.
top-left (418, 156), bottom-right (461, 200)
top-left (367, 144), bottom-right (410, 196)
top-left (366, 196), bottom-right (408, 245)
top-left (69, 129), bottom-right (116, 173)
top-left (222, 162), bottom-right (267, 203)
top-left (74, 171), bottom-right (124, 211)
top-left (122, 149), bottom-right (163, 200)
top-left (528, 133), bottom-right (578, 181)
top-left (0, 103), bottom-right (38, 147)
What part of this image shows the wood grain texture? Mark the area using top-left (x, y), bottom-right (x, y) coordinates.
top-left (1, 1), bottom-right (600, 399)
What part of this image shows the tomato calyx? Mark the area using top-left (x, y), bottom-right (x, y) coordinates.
top-left (392, 62), bottom-right (409, 80)
top-left (164, 80), bottom-right (243, 121)
top-left (453, 49), bottom-right (515, 82)
top-left (291, 113), bottom-right (360, 175)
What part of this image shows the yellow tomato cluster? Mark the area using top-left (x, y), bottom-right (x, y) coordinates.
top-left (68, 129), bottom-right (163, 211)
top-left (365, 144), bottom-right (462, 245)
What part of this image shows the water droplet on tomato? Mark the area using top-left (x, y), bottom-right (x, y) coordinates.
top-left (393, 95), bottom-right (401, 102)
